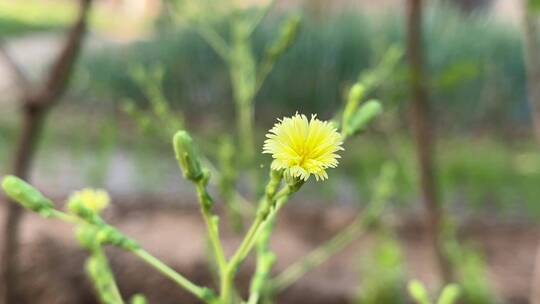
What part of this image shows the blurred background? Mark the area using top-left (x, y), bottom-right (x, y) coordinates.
top-left (1, 0), bottom-right (539, 303)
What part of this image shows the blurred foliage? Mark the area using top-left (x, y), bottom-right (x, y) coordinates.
top-left (408, 280), bottom-right (461, 304)
top-left (0, 0), bottom-right (72, 36)
top-left (0, 0), bottom-right (150, 37)
top-left (442, 219), bottom-right (494, 304)
top-left (77, 3), bottom-right (526, 131)
top-left (344, 133), bottom-right (540, 216)
top-left (357, 236), bottom-right (406, 304)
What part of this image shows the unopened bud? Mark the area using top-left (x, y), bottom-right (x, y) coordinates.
top-left (345, 100), bottom-right (382, 137)
top-left (408, 280), bottom-right (430, 304)
top-left (268, 15), bottom-right (301, 58)
top-left (67, 198), bottom-right (103, 225)
top-left (130, 294), bottom-right (147, 304)
top-left (173, 131), bottom-right (204, 182)
top-left (342, 83), bottom-right (366, 133)
top-left (438, 284), bottom-right (461, 304)
top-left (1, 175), bottom-right (53, 215)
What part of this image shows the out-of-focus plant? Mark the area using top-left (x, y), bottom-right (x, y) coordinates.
top-left (122, 65), bottom-right (252, 229)
top-left (1, 97), bottom-right (381, 302)
top-left (0, 0), bottom-right (94, 302)
top-left (123, 65), bottom-right (184, 141)
top-left (441, 219), bottom-right (494, 304)
top-left (357, 234), bottom-right (405, 304)
top-left (167, 0), bottom-right (301, 187)
top-left (408, 280), bottom-right (461, 304)
top-left (521, 2), bottom-right (540, 303)
top-left (123, 0), bottom-right (301, 227)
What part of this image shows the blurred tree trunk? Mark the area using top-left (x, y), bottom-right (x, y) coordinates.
top-left (522, 2), bottom-right (540, 303)
top-left (0, 1), bottom-right (93, 303)
top-left (523, 5), bottom-right (540, 144)
top-left (405, 0), bottom-right (453, 285)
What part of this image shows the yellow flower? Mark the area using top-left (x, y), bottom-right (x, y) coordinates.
top-left (68, 188), bottom-right (110, 214)
top-left (263, 113), bottom-right (344, 181)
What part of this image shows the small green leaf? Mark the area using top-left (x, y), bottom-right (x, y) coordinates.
top-left (408, 280), bottom-right (431, 304)
top-left (345, 100), bottom-right (382, 137)
top-left (437, 284), bottom-right (461, 304)
top-left (173, 130), bottom-right (204, 182)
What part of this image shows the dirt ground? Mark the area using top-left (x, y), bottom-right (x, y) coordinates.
top-left (7, 201), bottom-right (540, 304)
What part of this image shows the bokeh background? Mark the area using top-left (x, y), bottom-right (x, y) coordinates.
top-left (0, 0), bottom-right (539, 303)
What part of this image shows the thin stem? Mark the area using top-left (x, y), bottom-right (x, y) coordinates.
top-left (246, 0), bottom-right (276, 37)
top-left (49, 209), bottom-right (79, 224)
top-left (88, 247), bottom-right (125, 304)
top-left (195, 182), bottom-right (227, 275)
top-left (220, 173), bottom-right (286, 303)
top-left (271, 216), bottom-right (367, 293)
top-left (194, 23), bottom-right (231, 62)
top-left (247, 218), bottom-right (276, 304)
top-left (133, 249), bottom-right (216, 303)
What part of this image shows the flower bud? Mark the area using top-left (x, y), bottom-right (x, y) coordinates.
top-left (342, 83), bottom-right (366, 134)
top-left (130, 294), bottom-right (147, 304)
top-left (67, 197), bottom-right (103, 225)
top-left (438, 284), bottom-right (461, 304)
top-left (76, 224), bottom-right (100, 250)
top-left (348, 83), bottom-right (366, 105)
top-left (1, 175), bottom-right (53, 215)
top-left (408, 280), bottom-right (430, 304)
top-left (173, 131), bottom-right (204, 182)
top-left (344, 99), bottom-right (382, 137)
top-left (267, 15), bottom-right (301, 59)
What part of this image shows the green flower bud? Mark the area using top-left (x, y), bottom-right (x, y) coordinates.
top-left (67, 197), bottom-right (103, 225)
top-left (76, 224), bottom-right (100, 250)
top-left (408, 280), bottom-right (431, 304)
top-left (1, 175), bottom-right (53, 215)
top-left (267, 15), bottom-right (301, 59)
top-left (348, 83), bottom-right (366, 105)
top-left (437, 284), bottom-right (460, 304)
top-left (130, 294), bottom-right (147, 304)
top-left (345, 99), bottom-right (382, 137)
top-left (173, 131), bottom-right (204, 182)
top-left (85, 253), bottom-right (118, 304)
top-left (342, 83), bottom-right (366, 134)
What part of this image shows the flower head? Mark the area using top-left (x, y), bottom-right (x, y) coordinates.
top-left (263, 113), bottom-right (344, 181)
top-left (68, 188), bottom-right (110, 214)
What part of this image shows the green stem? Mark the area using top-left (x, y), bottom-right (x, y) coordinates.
top-left (270, 181), bottom-right (390, 295)
top-left (87, 247), bottom-right (125, 304)
top-left (236, 97), bottom-right (256, 169)
top-left (49, 209), bottom-right (79, 224)
top-left (246, 0), bottom-right (276, 37)
top-left (219, 172), bottom-right (286, 303)
top-left (195, 182), bottom-right (227, 275)
top-left (271, 215), bottom-right (367, 294)
top-left (194, 22), bottom-right (230, 62)
top-left (247, 218), bottom-right (276, 304)
top-left (133, 249), bottom-right (217, 303)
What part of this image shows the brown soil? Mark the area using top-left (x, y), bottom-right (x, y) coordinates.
top-left (8, 203), bottom-right (540, 304)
